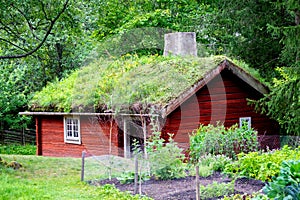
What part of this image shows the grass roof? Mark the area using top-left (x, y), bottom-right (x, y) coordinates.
top-left (29, 55), bottom-right (259, 113)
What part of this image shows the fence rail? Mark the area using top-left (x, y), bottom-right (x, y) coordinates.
top-left (0, 128), bottom-right (36, 145)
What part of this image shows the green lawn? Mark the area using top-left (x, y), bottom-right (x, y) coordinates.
top-left (0, 154), bottom-right (149, 200)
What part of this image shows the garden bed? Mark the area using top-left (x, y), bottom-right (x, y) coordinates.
top-left (90, 172), bottom-right (265, 199)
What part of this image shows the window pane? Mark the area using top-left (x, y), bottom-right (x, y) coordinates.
top-left (65, 117), bottom-right (80, 144)
top-left (74, 131), bottom-right (78, 137)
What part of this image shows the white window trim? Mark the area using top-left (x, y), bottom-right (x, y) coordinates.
top-left (64, 116), bottom-right (81, 144)
top-left (239, 117), bottom-right (251, 129)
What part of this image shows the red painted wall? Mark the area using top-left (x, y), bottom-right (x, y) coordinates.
top-left (37, 115), bottom-right (122, 157)
top-left (36, 69), bottom-right (280, 157)
top-left (162, 69), bottom-right (280, 150)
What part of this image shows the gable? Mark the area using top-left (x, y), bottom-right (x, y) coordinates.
top-left (161, 69), bottom-right (279, 149)
top-left (161, 59), bottom-right (268, 117)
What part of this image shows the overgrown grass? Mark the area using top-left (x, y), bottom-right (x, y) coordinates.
top-left (0, 144), bottom-right (36, 155)
top-left (30, 55), bottom-right (226, 112)
top-left (0, 154), bottom-right (150, 200)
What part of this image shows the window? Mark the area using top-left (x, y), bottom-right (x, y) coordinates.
top-left (64, 116), bottom-right (81, 144)
top-left (239, 117), bottom-right (251, 129)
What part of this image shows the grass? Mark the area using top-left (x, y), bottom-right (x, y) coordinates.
top-left (30, 55), bottom-right (224, 112)
top-left (0, 154), bottom-right (150, 200)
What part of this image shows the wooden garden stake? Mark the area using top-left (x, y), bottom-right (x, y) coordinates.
top-left (196, 165), bottom-right (200, 200)
top-left (134, 154), bottom-right (138, 194)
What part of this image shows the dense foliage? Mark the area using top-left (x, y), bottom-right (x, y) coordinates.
top-left (256, 68), bottom-right (300, 135)
top-left (224, 146), bottom-right (300, 181)
top-left (0, 1), bottom-right (95, 128)
top-left (189, 123), bottom-right (258, 162)
top-left (0, 144), bottom-right (36, 155)
top-left (263, 160), bottom-right (300, 200)
top-left (200, 154), bottom-right (232, 172)
top-left (146, 131), bottom-right (185, 180)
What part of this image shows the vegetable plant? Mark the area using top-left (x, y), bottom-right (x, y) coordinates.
top-left (189, 123), bottom-right (258, 161)
top-left (146, 131), bottom-right (186, 180)
top-left (224, 146), bottom-right (300, 181)
top-left (263, 160), bottom-right (300, 200)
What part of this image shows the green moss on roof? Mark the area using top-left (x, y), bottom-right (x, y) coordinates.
top-left (29, 55), bottom-right (245, 112)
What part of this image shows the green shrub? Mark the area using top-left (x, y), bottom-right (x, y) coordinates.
top-left (222, 192), bottom-right (268, 200)
top-left (188, 164), bottom-right (214, 177)
top-left (200, 180), bottom-right (235, 199)
top-left (99, 184), bottom-right (152, 200)
top-left (189, 123), bottom-right (258, 162)
top-left (263, 160), bottom-right (300, 200)
top-left (0, 144), bottom-right (36, 155)
top-left (117, 172), bottom-right (150, 184)
top-left (200, 154), bottom-right (233, 172)
top-left (146, 132), bottom-right (186, 180)
top-left (224, 146), bottom-right (300, 181)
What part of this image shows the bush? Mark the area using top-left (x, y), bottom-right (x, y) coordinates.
top-left (117, 172), bottom-right (150, 184)
top-left (200, 154), bottom-right (233, 172)
top-left (200, 181), bottom-right (235, 199)
top-left (189, 123), bottom-right (258, 162)
top-left (99, 184), bottom-right (151, 200)
top-left (146, 131), bottom-right (186, 180)
top-left (187, 164), bottom-right (214, 177)
top-left (0, 144), bottom-right (36, 155)
top-left (224, 146), bottom-right (300, 181)
top-left (222, 192), bottom-right (268, 200)
top-left (263, 160), bottom-right (300, 200)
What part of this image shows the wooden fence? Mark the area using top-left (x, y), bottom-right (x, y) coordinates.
top-left (0, 128), bottom-right (36, 145)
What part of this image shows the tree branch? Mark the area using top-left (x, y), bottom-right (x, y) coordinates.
top-left (39, 0), bottom-right (50, 21)
top-left (0, 20), bottom-right (26, 42)
top-left (11, 3), bottom-right (41, 41)
top-left (0, 0), bottom-right (69, 59)
top-left (0, 38), bottom-right (27, 51)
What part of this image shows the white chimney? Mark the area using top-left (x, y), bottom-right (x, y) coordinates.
top-left (163, 32), bottom-right (197, 57)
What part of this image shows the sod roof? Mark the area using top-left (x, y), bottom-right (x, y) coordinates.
top-left (29, 55), bottom-right (265, 114)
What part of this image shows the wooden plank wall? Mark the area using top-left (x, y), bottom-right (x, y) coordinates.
top-left (162, 69), bottom-right (279, 150)
top-left (39, 115), bottom-right (121, 157)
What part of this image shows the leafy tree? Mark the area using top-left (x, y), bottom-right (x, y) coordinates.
top-left (0, 1), bottom-right (96, 128)
top-left (207, 0), bottom-right (299, 135)
top-left (0, 61), bottom-right (32, 128)
top-left (93, 0), bottom-right (216, 56)
top-left (0, 0), bottom-right (69, 59)
top-left (256, 1), bottom-right (300, 135)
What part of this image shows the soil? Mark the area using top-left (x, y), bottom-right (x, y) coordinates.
top-left (90, 172), bottom-right (265, 200)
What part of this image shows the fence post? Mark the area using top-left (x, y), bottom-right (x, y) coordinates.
top-left (0, 128), bottom-right (3, 144)
top-left (134, 154), bottom-right (139, 194)
top-left (22, 127), bottom-right (25, 145)
top-left (81, 151), bottom-right (86, 181)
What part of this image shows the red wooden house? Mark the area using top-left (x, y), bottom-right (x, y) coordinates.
top-left (21, 32), bottom-right (279, 157)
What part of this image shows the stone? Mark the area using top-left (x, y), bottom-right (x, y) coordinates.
top-left (163, 32), bottom-right (197, 57)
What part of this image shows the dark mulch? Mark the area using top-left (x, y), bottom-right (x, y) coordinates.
top-left (90, 172), bottom-right (265, 200)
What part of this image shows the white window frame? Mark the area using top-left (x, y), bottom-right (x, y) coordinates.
top-left (239, 117), bottom-right (251, 129)
top-left (64, 116), bottom-right (81, 144)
